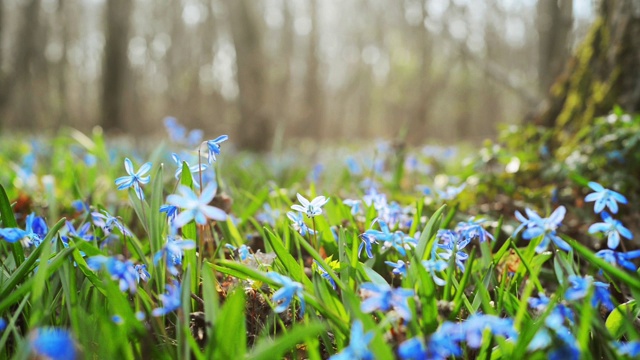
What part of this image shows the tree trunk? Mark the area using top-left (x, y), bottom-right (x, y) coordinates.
top-left (536, 0), bottom-right (573, 96)
top-left (227, 0), bottom-right (272, 152)
top-left (101, 0), bottom-right (132, 133)
top-left (303, 0), bottom-right (324, 139)
top-left (532, 0), bottom-right (640, 154)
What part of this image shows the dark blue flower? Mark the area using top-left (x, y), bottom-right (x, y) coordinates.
top-left (360, 282), bottom-right (414, 321)
top-left (329, 321), bottom-right (374, 360)
top-left (160, 204), bottom-right (179, 224)
top-left (358, 233), bottom-right (378, 258)
top-left (615, 341), bottom-right (640, 357)
top-left (267, 272), bottom-right (305, 315)
top-left (30, 328), bottom-right (76, 360)
top-left (585, 182), bottom-right (627, 214)
top-left (205, 135), bottom-right (229, 164)
top-left (114, 158), bottom-right (152, 200)
top-left (63, 221), bottom-right (93, 243)
top-left (595, 249), bottom-right (640, 271)
top-left (0, 318), bottom-right (6, 332)
top-left (588, 211), bottom-right (633, 249)
top-left (0, 227), bottom-right (28, 244)
top-left (152, 281), bottom-right (182, 316)
top-left (314, 261), bottom-right (336, 289)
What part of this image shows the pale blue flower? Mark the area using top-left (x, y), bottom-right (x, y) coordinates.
top-left (421, 259), bottom-right (448, 286)
top-left (205, 135), bottom-right (229, 164)
top-left (588, 211), bottom-right (633, 249)
top-left (87, 256), bottom-right (145, 293)
top-left (360, 282), bottom-right (414, 320)
top-left (385, 260), bottom-right (408, 277)
top-left (291, 193), bottom-right (329, 218)
top-left (267, 272), bottom-right (305, 315)
top-left (114, 158), bottom-right (152, 200)
top-left (514, 206), bottom-right (570, 253)
top-left (343, 199), bottom-right (363, 215)
top-left (585, 182), bottom-right (627, 214)
top-left (171, 153), bottom-right (208, 188)
top-left (329, 321), bottom-right (374, 360)
top-left (166, 183), bottom-right (227, 228)
top-left (30, 328), bottom-right (76, 360)
top-left (287, 211), bottom-right (315, 236)
top-left (457, 218), bottom-right (494, 243)
top-left (92, 210), bottom-right (131, 236)
top-left (462, 314), bottom-right (518, 348)
top-left (615, 341), bottom-right (640, 357)
top-left (152, 281), bottom-right (182, 316)
top-left (314, 261), bottom-right (335, 289)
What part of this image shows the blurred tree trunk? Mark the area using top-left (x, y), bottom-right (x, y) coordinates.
top-left (532, 0), bottom-right (640, 153)
top-left (227, 0), bottom-right (272, 151)
top-left (406, 5), bottom-right (432, 145)
top-left (536, 0), bottom-right (573, 96)
top-left (0, 0), bottom-right (41, 130)
top-left (303, 0), bottom-right (324, 138)
top-left (101, 0), bottom-right (132, 133)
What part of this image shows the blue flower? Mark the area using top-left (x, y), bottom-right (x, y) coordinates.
top-left (329, 321), bottom-right (374, 360)
top-left (595, 249), bottom-right (640, 271)
top-left (171, 153), bottom-right (208, 187)
top-left (343, 199), bottom-right (363, 215)
top-left (358, 233), bottom-right (378, 258)
top-left (0, 317), bottom-right (6, 332)
top-left (421, 259), bottom-right (448, 286)
top-left (152, 280), bottom-right (182, 316)
top-left (615, 341), bottom-right (640, 357)
top-left (0, 227), bottom-right (28, 244)
top-left (114, 158), bottom-right (152, 200)
top-left (92, 210), bottom-right (131, 236)
top-left (29, 327), bottom-right (76, 360)
top-left (514, 206), bottom-right (570, 253)
top-left (437, 184), bottom-right (466, 200)
top-left (87, 256), bottom-right (145, 293)
top-left (135, 264), bottom-right (151, 282)
top-left (153, 236), bottom-right (195, 276)
top-left (63, 221), bottom-right (93, 243)
top-left (385, 260), bottom-right (408, 277)
top-left (267, 272), bottom-right (305, 315)
top-left (287, 211), bottom-right (315, 237)
top-left (205, 135), bottom-right (229, 164)
top-left (398, 322), bottom-right (464, 360)
top-left (585, 182), bottom-right (627, 214)
top-left (565, 275), bottom-right (591, 301)
top-left (593, 281), bottom-right (614, 311)
top-left (291, 193), bottom-right (329, 218)
top-left (160, 204), bottom-right (179, 224)
top-left (256, 203), bottom-right (280, 227)
top-left (163, 117), bottom-right (203, 147)
top-left (166, 183), bottom-right (227, 228)
top-left (225, 244), bottom-right (252, 261)
top-left (456, 218), bottom-right (494, 243)
top-left (360, 282), bottom-right (414, 321)
top-left (461, 314), bottom-right (518, 349)
top-left (588, 211), bottom-right (633, 249)
top-left (435, 230), bottom-right (469, 271)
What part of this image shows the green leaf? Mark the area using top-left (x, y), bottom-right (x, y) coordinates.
top-left (416, 205), bottom-right (446, 260)
top-left (149, 164), bottom-right (165, 256)
top-left (214, 289), bottom-right (246, 359)
top-left (606, 300), bottom-right (638, 339)
top-left (0, 184), bottom-right (24, 265)
top-left (247, 323), bottom-right (325, 360)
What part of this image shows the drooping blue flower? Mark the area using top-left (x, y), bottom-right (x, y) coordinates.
top-left (266, 272), bottom-right (305, 315)
top-left (0, 213), bottom-right (48, 247)
top-left (287, 211), bottom-right (315, 237)
top-left (435, 230), bottom-right (470, 271)
top-left (593, 281), bottom-right (614, 311)
top-left (358, 233), bottom-right (378, 259)
top-left (514, 206), bottom-right (570, 253)
top-left (461, 314), bottom-right (518, 348)
top-left (160, 204), bottom-right (179, 224)
top-left (114, 158), bottom-right (152, 200)
top-left (421, 259), bottom-right (448, 286)
top-left (171, 153), bottom-right (208, 188)
top-left (585, 182), bottom-right (627, 214)
top-left (360, 282), bottom-right (414, 321)
top-left (166, 183), bottom-right (227, 228)
top-left (92, 210), bottom-right (131, 236)
top-left (29, 327), bottom-right (76, 360)
top-left (329, 321), bottom-right (374, 360)
top-left (225, 244), bottom-right (252, 262)
top-left (135, 264), bottom-right (151, 282)
top-left (153, 236), bottom-right (196, 276)
top-left (385, 260), bottom-right (408, 277)
top-left (87, 256), bottom-right (146, 293)
top-left (291, 193), bottom-right (329, 218)
top-left (152, 280), bottom-right (182, 316)
top-left (564, 275), bottom-right (592, 301)
top-left (595, 249), bottom-right (640, 271)
top-left (205, 135), bottom-right (229, 164)
top-left (384, 231), bottom-right (418, 256)
top-left (0, 318), bottom-right (6, 332)
top-left (588, 211), bottom-right (633, 249)
top-left (314, 261), bottom-right (336, 289)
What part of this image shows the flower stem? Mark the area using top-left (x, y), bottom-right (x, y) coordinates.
top-left (312, 217), bottom-right (318, 253)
